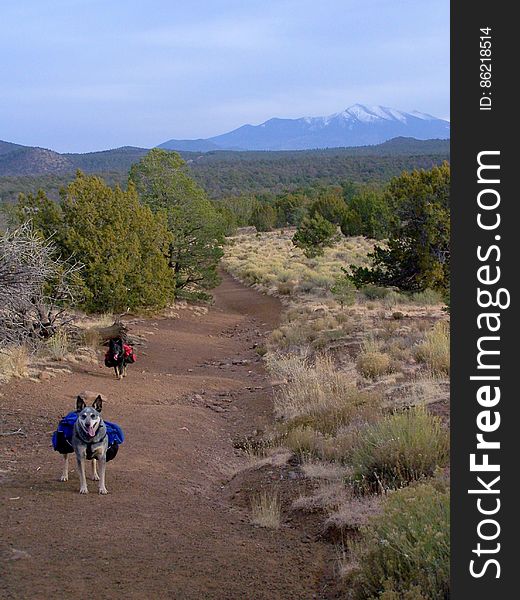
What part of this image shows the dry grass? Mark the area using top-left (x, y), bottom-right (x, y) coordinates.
top-left (44, 330), bottom-right (70, 361)
top-left (414, 321), bottom-right (450, 375)
top-left (250, 491), bottom-right (282, 529)
top-left (267, 352), bottom-right (381, 434)
top-left (385, 373), bottom-right (449, 409)
top-left (0, 346), bottom-right (29, 382)
top-left (301, 459), bottom-right (349, 481)
top-left (74, 312), bottom-right (115, 330)
top-left (326, 494), bottom-right (383, 532)
top-left (356, 351), bottom-right (391, 379)
top-left (224, 229), bottom-right (450, 596)
top-left (223, 229), bottom-right (374, 299)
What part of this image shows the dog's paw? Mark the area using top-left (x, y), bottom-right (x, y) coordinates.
top-left (98, 487), bottom-right (108, 495)
top-left (79, 487), bottom-right (89, 494)
top-left (60, 474), bottom-right (69, 482)
top-left (91, 474), bottom-right (100, 481)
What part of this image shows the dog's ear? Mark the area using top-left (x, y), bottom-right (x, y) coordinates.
top-left (76, 395), bottom-right (86, 412)
top-left (92, 395), bottom-right (103, 413)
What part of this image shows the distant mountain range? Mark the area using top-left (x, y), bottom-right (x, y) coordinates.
top-left (0, 136), bottom-right (450, 204)
top-left (159, 104), bottom-right (450, 152)
top-left (0, 144), bottom-right (149, 177)
top-left (0, 136), bottom-right (449, 179)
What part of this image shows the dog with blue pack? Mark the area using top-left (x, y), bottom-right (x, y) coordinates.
top-left (52, 391), bottom-right (124, 495)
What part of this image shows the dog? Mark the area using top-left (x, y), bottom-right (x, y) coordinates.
top-left (60, 391), bottom-right (109, 494)
top-left (106, 336), bottom-right (134, 380)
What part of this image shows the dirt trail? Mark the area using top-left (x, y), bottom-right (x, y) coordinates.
top-left (1, 273), bottom-right (332, 600)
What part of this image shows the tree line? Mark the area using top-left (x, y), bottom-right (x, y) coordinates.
top-left (216, 163), bottom-right (450, 297)
top-left (14, 150), bottom-right (226, 313)
top-left (6, 150), bottom-right (450, 321)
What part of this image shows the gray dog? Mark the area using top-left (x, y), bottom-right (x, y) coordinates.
top-left (60, 392), bottom-right (109, 495)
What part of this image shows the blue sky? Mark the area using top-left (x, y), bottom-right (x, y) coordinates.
top-left (0, 0), bottom-right (449, 152)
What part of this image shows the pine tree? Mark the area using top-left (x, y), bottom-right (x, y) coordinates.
top-left (292, 214), bottom-right (338, 258)
top-left (129, 149), bottom-right (225, 293)
top-left (17, 172), bottom-right (175, 312)
top-left (349, 164), bottom-right (450, 293)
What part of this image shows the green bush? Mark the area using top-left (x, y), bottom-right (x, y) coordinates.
top-left (411, 288), bottom-right (446, 306)
top-left (18, 173), bottom-right (175, 313)
top-left (292, 214), bottom-right (338, 258)
top-left (351, 406), bottom-right (449, 491)
top-left (350, 482), bottom-right (450, 599)
top-left (129, 149), bottom-right (225, 292)
top-left (361, 284), bottom-right (389, 300)
top-left (331, 275), bottom-right (357, 307)
top-left (250, 203), bottom-right (277, 232)
top-left (349, 164), bottom-right (450, 294)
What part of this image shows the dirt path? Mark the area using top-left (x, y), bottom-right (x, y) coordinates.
top-left (1, 273), bottom-right (332, 600)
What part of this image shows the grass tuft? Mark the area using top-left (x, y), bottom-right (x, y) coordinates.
top-left (414, 321), bottom-right (450, 375)
top-left (45, 330), bottom-right (70, 361)
top-left (0, 346), bottom-right (29, 382)
top-left (250, 491), bottom-right (282, 529)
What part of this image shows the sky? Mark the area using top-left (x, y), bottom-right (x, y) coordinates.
top-left (0, 0), bottom-right (449, 153)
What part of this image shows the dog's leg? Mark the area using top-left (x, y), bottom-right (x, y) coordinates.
top-left (76, 453), bottom-right (88, 494)
top-left (98, 457), bottom-right (108, 495)
top-left (91, 458), bottom-right (99, 481)
top-left (60, 454), bottom-right (69, 482)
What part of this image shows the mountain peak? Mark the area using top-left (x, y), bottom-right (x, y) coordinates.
top-left (159, 104), bottom-right (450, 152)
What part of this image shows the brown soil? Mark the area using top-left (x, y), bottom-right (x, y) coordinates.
top-left (0, 273), bottom-right (335, 600)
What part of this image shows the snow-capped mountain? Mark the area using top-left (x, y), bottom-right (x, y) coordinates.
top-left (159, 104), bottom-right (450, 152)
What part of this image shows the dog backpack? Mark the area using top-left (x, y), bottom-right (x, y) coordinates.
top-left (51, 411), bottom-right (125, 462)
top-left (123, 343), bottom-right (136, 363)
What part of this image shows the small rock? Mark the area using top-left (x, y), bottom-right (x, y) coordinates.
top-left (9, 549), bottom-right (31, 561)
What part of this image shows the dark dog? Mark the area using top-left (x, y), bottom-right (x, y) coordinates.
top-left (105, 337), bottom-right (134, 380)
top-left (60, 391), bottom-right (109, 494)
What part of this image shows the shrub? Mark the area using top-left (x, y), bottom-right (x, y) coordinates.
top-left (277, 281), bottom-right (294, 295)
top-left (284, 426), bottom-right (325, 457)
top-left (331, 276), bottom-right (357, 308)
top-left (356, 351), bottom-right (391, 379)
top-left (250, 203), bottom-right (277, 232)
top-left (350, 482), bottom-right (450, 599)
top-left (349, 164), bottom-right (450, 294)
top-left (382, 290), bottom-right (405, 309)
top-left (19, 173), bottom-right (176, 313)
top-left (411, 288), bottom-right (446, 306)
top-left (293, 214), bottom-right (338, 258)
top-left (351, 406), bottom-right (449, 491)
top-left (414, 321), bottom-right (450, 375)
top-left (309, 190), bottom-right (348, 225)
top-left (360, 284), bottom-right (389, 300)
top-left (130, 149), bottom-right (225, 293)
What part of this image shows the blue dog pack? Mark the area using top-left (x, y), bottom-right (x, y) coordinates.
top-left (52, 411), bottom-right (124, 462)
